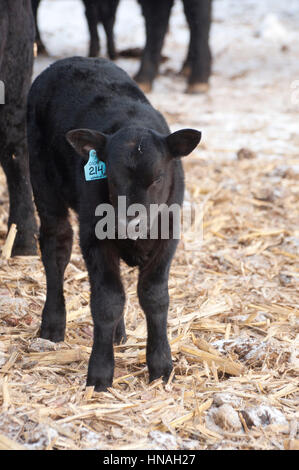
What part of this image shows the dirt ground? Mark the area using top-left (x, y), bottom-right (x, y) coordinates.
top-left (0, 0), bottom-right (298, 450)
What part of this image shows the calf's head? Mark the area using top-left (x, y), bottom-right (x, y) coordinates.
top-left (66, 127), bottom-right (201, 238)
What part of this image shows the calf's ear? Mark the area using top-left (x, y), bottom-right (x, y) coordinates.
top-left (66, 129), bottom-right (107, 161)
top-left (166, 129), bottom-right (201, 158)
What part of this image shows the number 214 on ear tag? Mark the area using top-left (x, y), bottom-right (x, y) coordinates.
top-left (84, 149), bottom-right (107, 181)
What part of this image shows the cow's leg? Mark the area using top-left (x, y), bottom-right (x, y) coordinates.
top-left (101, 0), bottom-right (119, 60)
top-left (134, 0), bottom-right (174, 92)
top-left (0, 140), bottom-right (37, 256)
top-left (182, 0), bottom-right (212, 94)
top-left (102, 16), bottom-right (117, 60)
top-left (84, 1), bottom-right (100, 57)
top-left (31, 0), bottom-right (47, 55)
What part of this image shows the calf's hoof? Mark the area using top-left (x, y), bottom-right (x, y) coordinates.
top-left (149, 366), bottom-right (173, 384)
top-left (40, 324), bottom-right (65, 343)
top-left (12, 242), bottom-right (37, 257)
top-left (87, 374), bottom-right (113, 392)
top-left (148, 358), bottom-right (173, 384)
top-left (185, 82), bottom-right (209, 94)
top-left (11, 233), bottom-right (37, 257)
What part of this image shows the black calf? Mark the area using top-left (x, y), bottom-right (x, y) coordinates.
top-left (32, 0), bottom-right (119, 59)
top-left (27, 57), bottom-right (201, 391)
top-left (0, 0), bottom-right (37, 255)
top-left (135, 0), bottom-right (212, 93)
top-left (31, 0), bottom-right (46, 55)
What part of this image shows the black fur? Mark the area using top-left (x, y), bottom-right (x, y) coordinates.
top-left (82, 0), bottom-right (119, 59)
top-left (27, 57), bottom-right (201, 391)
top-left (0, 0), bottom-right (37, 255)
top-left (135, 0), bottom-right (212, 92)
top-left (32, 0), bottom-right (119, 59)
top-left (31, 0), bottom-right (46, 54)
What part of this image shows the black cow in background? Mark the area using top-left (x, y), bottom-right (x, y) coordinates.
top-left (32, 0), bottom-right (119, 59)
top-left (0, 0), bottom-right (37, 255)
top-left (31, 0), bottom-right (46, 55)
top-left (82, 0), bottom-right (213, 93)
top-left (135, 0), bottom-right (212, 93)
top-left (32, 0), bottom-right (212, 93)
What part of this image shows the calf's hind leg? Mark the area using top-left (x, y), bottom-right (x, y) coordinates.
top-left (134, 0), bottom-right (174, 92)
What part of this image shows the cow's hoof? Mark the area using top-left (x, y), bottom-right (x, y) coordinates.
top-left (135, 81), bottom-right (152, 94)
top-left (179, 64), bottom-right (191, 77)
top-left (186, 82), bottom-right (209, 94)
top-left (35, 40), bottom-right (48, 56)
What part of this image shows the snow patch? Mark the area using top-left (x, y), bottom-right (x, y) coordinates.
top-left (241, 405), bottom-right (288, 429)
top-left (258, 14), bottom-right (291, 43)
top-left (29, 338), bottom-right (57, 352)
top-left (23, 424), bottom-right (58, 450)
top-left (149, 431), bottom-right (178, 450)
top-left (213, 393), bottom-right (242, 407)
top-left (212, 336), bottom-right (290, 368)
top-left (210, 404), bottom-right (243, 432)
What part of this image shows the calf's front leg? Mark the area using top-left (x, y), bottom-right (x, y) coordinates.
top-left (82, 241), bottom-right (125, 391)
top-left (138, 240), bottom-right (178, 382)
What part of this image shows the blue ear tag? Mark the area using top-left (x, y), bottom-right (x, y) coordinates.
top-left (84, 149), bottom-right (107, 181)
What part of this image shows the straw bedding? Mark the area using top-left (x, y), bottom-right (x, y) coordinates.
top-left (0, 147), bottom-right (298, 449)
top-left (0, 0), bottom-right (298, 451)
